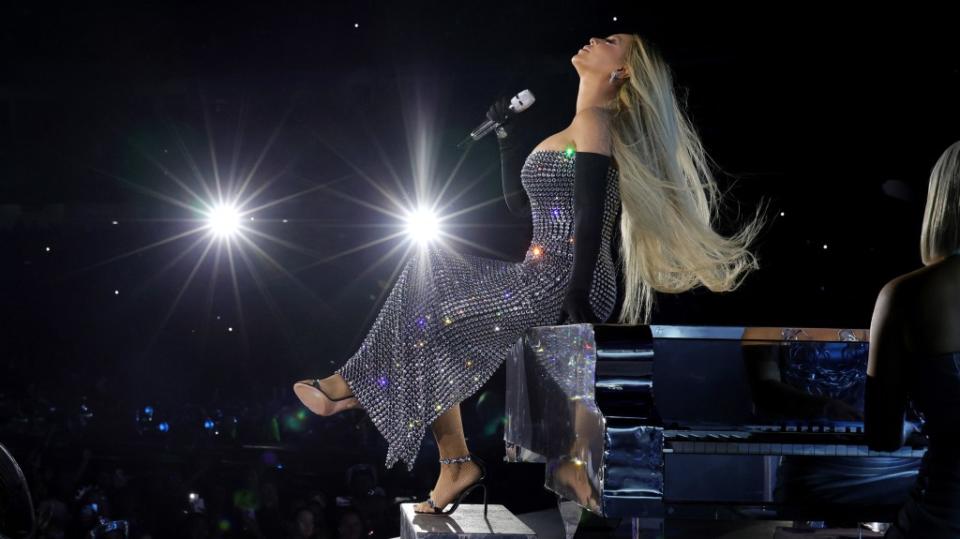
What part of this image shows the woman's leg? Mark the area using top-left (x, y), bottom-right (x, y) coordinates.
top-left (413, 403), bottom-right (484, 512)
top-left (431, 402), bottom-right (469, 458)
top-left (311, 375), bottom-right (483, 511)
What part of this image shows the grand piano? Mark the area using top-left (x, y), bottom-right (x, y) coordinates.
top-left (503, 324), bottom-right (925, 534)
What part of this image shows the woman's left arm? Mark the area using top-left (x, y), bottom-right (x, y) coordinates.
top-left (559, 109), bottom-right (614, 323)
top-left (865, 279), bottom-right (911, 451)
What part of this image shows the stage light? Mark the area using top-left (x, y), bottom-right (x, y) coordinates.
top-left (203, 419), bottom-right (215, 430)
top-left (158, 422), bottom-right (170, 433)
top-left (206, 204), bottom-right (241, 238)
top-left (404, 207), bottom-right (440, 245)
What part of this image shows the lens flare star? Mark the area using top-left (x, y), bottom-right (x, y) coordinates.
top-left (403, 207), bottom-right (440, 245)
top-left (206, 203), bottom-right (242, 239)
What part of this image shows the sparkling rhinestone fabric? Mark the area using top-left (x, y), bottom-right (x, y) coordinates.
top-left (335, 149), bottom-right (621, 471)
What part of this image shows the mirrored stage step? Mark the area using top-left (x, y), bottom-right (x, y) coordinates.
top-left (399, 503), bottom-right (537, 539)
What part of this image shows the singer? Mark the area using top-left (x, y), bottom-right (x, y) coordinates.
top-left (293, 33), bottom-right (762, 515)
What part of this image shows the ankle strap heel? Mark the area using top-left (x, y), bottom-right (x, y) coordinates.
top-left (438, 453), bottom-right (486, 481)
top-left (421, 452), bottom-right (489, 516)
top-left (438, 454), bottom-right (472, 465)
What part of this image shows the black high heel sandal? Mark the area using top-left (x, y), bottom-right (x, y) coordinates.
top-left (417, 453), bottom-right (488, 517)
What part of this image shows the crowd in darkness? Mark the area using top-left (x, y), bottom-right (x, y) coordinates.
top-left (0, 356), bottom-right (421, 539)
top-left (25, 448), bottom-right (387, 538)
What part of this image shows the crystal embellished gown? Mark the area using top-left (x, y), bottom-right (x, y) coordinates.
top-left (335, 149), bottom-right (621, 471)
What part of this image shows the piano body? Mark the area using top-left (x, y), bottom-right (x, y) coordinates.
top-left (503, 324), bottom-right (925, 529)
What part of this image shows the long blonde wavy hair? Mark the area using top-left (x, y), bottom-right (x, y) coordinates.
top-left (610, 34), bottom-right (763, 324)
top-left (920, 140), bottom-right (960, 265)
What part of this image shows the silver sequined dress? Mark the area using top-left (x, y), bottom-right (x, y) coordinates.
top-left (335, 149), bottom-right (621, 471)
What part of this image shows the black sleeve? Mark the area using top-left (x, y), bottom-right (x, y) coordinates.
top-left (559, 151), bottom-right (611, 323)
top-left (497, 134), bottom-right (532, 219)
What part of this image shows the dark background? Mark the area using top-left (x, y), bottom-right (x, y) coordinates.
top-left (1, 1), bottom-right (958, 472)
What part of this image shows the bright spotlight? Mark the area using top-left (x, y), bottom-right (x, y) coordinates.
top-left (207, 204), bottom-right (241, 238)
top-left (404, 208), bottom-right (440, 245)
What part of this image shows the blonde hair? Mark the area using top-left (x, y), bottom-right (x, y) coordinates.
top-left (920, 140), bottom-right (960, 265)
top-left (610, 35), bottom-right (763, 324)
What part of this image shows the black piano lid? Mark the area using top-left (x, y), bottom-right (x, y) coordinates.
top-left (592, 324), bottom-right (873, 429)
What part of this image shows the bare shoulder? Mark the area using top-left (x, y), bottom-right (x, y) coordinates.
top-left (874, 266), bottom-right (929, 324)
top-left (889, 259), bottom-right (953, 298)
top-left (570, 107), bottom-right (613, 155)
top-left (875, 276), bottom-right (906, 315)
top-left (877, 270), bottom-right (920, 308)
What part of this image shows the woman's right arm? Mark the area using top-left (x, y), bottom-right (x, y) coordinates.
top-left (498, 136), bottom-right (532, 218)
top-left (487, 98), bottom-right (532, 219)
top-left (865, 278), bottom-right (911, 451)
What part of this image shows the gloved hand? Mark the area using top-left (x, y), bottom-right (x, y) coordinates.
top-left (486, 96), bottom-right (521, 140)
top-left (557, 152), bottom-right (612, 325)
top-left (487, 96), bottom-right (532, 218)
top-left (559, 289), bottom-right (596, 324)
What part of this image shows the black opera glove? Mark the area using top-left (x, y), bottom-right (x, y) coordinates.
top-left (559, 152), bottom-right (611, 325)
top-left (487, 96), bottom-right (532, 219)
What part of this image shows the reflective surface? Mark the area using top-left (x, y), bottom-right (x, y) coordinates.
top-left (400, 503), bottom-right (536, 539)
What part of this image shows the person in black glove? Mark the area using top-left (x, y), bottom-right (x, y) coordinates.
top-left (290, 31), bottom-right (765, 521)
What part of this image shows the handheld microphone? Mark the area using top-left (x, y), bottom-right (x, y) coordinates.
top-left (458, 89), bottom-right (536, 148)
top-left (471, 89), bottom-right (535, 140)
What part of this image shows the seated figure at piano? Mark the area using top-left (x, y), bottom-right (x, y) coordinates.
top-left (866, 140), bottom-right (960, 539)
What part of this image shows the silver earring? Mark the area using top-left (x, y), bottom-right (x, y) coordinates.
top-left (609, 70), bottom-right (621, 84)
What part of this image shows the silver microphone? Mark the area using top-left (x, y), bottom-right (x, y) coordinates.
top-left (469, 89), bottom-right (536, 141)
